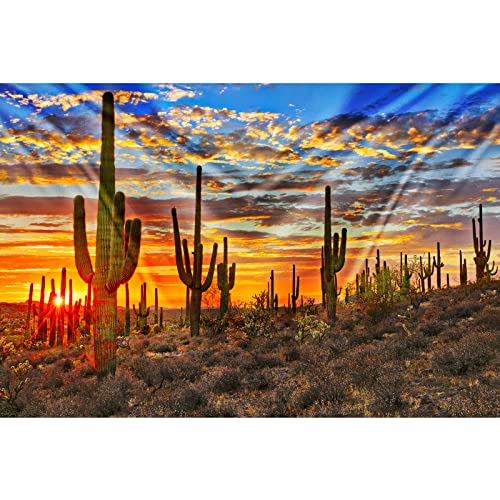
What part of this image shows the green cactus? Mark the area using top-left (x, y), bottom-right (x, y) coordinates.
top-left (217, 236), bottom-right (236, 319)
top-left (133, 283), bottom-right (150, 334)
top-left (433, 242), bottom-right (445, 288)
top-left (323, 185), bottom-right (347, 322)
top-left (472, 203), bottom-right (495, 282)
top-left (459, 250), bottom-right (468, 286)
top-left (401, 254), bottom-right (412, 291)
top-left (73, 92), bottom-right (142, 377)
top-left (125, 283), bottom-right (130, 336)
top-left (291, 264), bottom-right (300, 314)
top-left (171, 165), bottom-right (218, 337)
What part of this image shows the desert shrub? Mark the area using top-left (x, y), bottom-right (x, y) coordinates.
top-left (294, 314), bottom-right (329, 345)
top-left (475, 305), bottom-right (500, 332)
top-left (39, 364), bottom-right (65, 390)
top-left (200, 313), bottom-right (227, 337)
top-left (371, 368), bottom-right (406, 414)
top-left (0, 360), bottom-right (32, 408)
top-left (433, 331), bottom-right (499, 375)
top-left (418, 318), bottom-right (444, 337)
top-left (364, 300), bottom-right (397, 325)
top-left (324, 334), bottom-right (351, 357)
top-left (203, 398), bottom-right (238, 417)
top-left (207, 348), bottom-right (256, 370)
top-left (243, 371), bottom-right (269, 391)
top-left (439, 300), bottom-right (482, 323)
top-left (163, 385), bottom-right (207, 417)
top-left (253, 352), bottom-right (284, 369)
top-left (149, 341), bottom-right (174, 354)
top-left (386, 332), bottom-right (430, 360)
top-left (210, 368), bottom-right (242, 394)
top-left (281, 345), bottom-right (300, 362)
top-left (439, 382), bottom-right (500, 417)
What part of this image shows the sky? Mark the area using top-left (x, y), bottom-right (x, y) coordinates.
top-left (0, 83), bottom-right (499, 307)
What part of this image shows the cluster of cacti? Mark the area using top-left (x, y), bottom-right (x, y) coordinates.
top-left (472, 203), bottom-right (497, 281)
top-left (73, 92), bottom-right (142, 377)
top-left (172, 165), bottom-right (218, 337)
top-left (133, 283), bottom-right (151, 334)
top-left (217, 237), bottom-right (236, 319)
top-left (27, 268), bottom-right (82, 347)
top-left (417, 253), bottom-right (435, 293)
top-left (322, 185), bottom-right (347, 322)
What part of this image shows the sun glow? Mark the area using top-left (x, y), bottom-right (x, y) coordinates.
top-left (55, 295), bottom-right (62, 306)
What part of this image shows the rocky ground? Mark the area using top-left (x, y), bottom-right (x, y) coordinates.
top-left (1, 280), bottom-right (498, 417)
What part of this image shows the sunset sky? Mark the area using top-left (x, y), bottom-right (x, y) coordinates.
top-left (0, 83), bottom-right (499, 307)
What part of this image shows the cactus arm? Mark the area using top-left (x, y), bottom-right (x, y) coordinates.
top-left (120, 219), bottom-right (141, 284)
top-left (73, 195), bottom-right (95, 284)
top-left (182, 238), bottom-right (193, 283)
top-left (106, 192), bottom-right (126, 292)
top-left (217, 262), bottom-right (224, 289)
top-left (201, 243), bottom-right (218, 292)
top-left (486, 240), bottom-right (491, 261)
top-left (333, 228), bottom-right (347, 272)
top-left (229, 263), bottom-right (236, 290)
top-left (124, 219), bottom-right (131, 253)
top-left (171, 207), bottom-right (193, 287)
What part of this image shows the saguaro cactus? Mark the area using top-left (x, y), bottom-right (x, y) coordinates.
top-left (323, 185), bottom-right (347, 322)
top-left (434, 242), bottom-right (445, 289)
top-left (320, 247), bottom-right (326, 307)
top-left (291, 264), bottom-right (300, 314)
top-left (459, 250), bottom-right (468, 286)
top-left (73, 92), bottom-right (142, 377)
top-left (133, 283), bottom-right (150, 334)
top-left (217, 236), bottom-right (236, 319)
top-left (472, 203), bottom-right (496, 282)
top-left (171, 165), bottom-right (218, 336)
top-left (401, 254), bottom-right (412, 291)
top-left (269, 270), bottom-right (275, 311)
top-left (26, 283), bottom-right (33, 333)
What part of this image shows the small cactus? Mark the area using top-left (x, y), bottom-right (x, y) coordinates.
top-left (217, 237), bottom-right (236, 319)
top-left (290, 264), bottom-right (300, 314)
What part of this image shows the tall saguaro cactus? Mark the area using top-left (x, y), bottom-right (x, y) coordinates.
top-left (73, 92), bottom-right (142, 377)
top-left (434, 242), bottom-right (445, 289)
top-left (323, 185), bottom-right (347, 322)
top-left (472, 204), bottom-right (496, 282)
top-left (171, 165), bottom-right (218, 336)
top-left (291, 264), bottom-right (300, 314)
top-left (217, 236), bottom-right (236, 319)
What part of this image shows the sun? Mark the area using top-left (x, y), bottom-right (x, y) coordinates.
top-left (55, 295), bottom-right (62, 306)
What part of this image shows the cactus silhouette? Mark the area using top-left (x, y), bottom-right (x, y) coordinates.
top-left (73, 92), bottom-right (142, 377)
top-left (290, 264), bottom-right (300, 313)
top-left (433, 242), bottom-right (445, 288)
top-left (269, 270), bottom-right (275, 311)
top-left (217, 236), bottom-right (236, 319)
top-left (320, 247), bottom-right (326, 307)
top-left (459, 250), bottom-right (468, 285)
top-left (472, 203), bottom-right (496, 282)
top-left (171, 165), bottom-right (218, 337)
top-left (323, 185), bottom-right (347, 321)
top-left (401, 254), bottom-right (412, 291)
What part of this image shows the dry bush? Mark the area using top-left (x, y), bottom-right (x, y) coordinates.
top-left (433, 331), bottom-right (499, 375)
